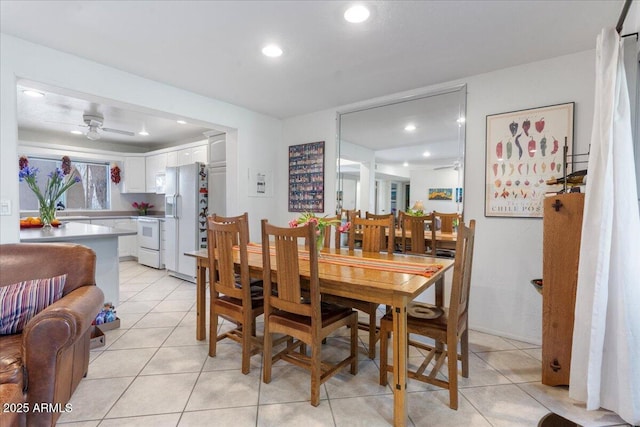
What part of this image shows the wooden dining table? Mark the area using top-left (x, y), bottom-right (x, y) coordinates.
top-left (354, 228), bottom-right (458, 250)
top-left (185, 246), bottom-right (454, 427)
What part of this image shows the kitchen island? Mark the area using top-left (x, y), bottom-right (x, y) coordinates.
top-left (20, 222), bottom-right (136, 306)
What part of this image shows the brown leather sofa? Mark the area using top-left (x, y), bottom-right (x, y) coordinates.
top-left (0, 243), bottom-right (104, 427)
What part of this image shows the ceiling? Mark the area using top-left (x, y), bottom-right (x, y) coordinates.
top-left (340, 89), bottom-right (463, 167)
top-left (0, 1), bottom-right (626, 120)
top-left (16, 84), bottom-right (217, 148)
top-left (0, 0), bottom-right (623, 157)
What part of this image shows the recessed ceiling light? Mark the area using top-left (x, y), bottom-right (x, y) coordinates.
top-left (177, 120), bottom-right (187, 125)
top-left (344, 5), bottom-right (370, 23)
top-left (422, 151), bottom-right (431, 157)
top-left (403, 162), bottom-right (409, 167)
top-left (138, 131), bottom-right (149, 136)
top-left (404, 124), bottom-right (416, 132)
top-left (70, 130), bottom-right (83, 135)
top-left (262, 44), bottom-right (283, 57)
top-left (22, 89), bottom-right (45, 98)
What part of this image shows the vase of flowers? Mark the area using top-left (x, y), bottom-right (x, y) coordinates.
top-left (132, 201), bottom-right (154, 216)
top-left (18, 156), bottom-right (80, 229)
top-left (289, 212), bottom-right (351, 252)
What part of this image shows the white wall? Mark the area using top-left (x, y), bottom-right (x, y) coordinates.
top-left (410, 168), bottom-right (460, 213)
top-left (281, 50), bottom-right (597, 344)
top-left (1, 34), bottom-right (282, 243)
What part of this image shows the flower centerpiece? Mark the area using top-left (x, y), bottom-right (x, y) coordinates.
top-left (289, 212), bottom-right (351, 251)
top-left (132, 202), bottom-right (154, 216)
top-left (18, 156), bottom-right (81, 228)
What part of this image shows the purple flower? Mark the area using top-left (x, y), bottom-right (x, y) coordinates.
top-left (48, 168), bottom-right (65, 180)
top-left (74, 176), bottom-right (82, 183)
top-left (18, 166), bottom-right (38, 181)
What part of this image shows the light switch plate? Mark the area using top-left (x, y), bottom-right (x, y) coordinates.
top-left (0, 199), bottom-right (11, 216)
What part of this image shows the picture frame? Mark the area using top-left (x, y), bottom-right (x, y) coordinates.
top-left (428, 188), bottom-right (453, 201)
top-left (248, 168), bottom-right (273, 197)
top-left (288, 141), bottom-right (325, 212)
top-left (485, 102), bottom-right (574, 218)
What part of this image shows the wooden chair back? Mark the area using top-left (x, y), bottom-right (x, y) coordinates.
top-left (401, 214), bottom-right (431, 255)
top-left (261, 220), bottom-right (319, 319)
top-left (322, 215), bottom-right (341, 249)
top-left (341, 208), bottom-right (361, 222)
top-left (348, 216), bottom-right (394, 253)
top-left (207, 216), bottom-right (250, 302)
top-left (211, 212), bottom-right (249, 246)
top-left (432, 211), bottom-right (461, 233)
top-left (449, 219), bottom-right (476, 322)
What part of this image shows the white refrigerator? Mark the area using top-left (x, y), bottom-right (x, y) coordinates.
top-left (165, 162), bottom-right (209, 282)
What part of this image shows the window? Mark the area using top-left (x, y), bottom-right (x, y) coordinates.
top-left (19, 157), bottom-right (110, 211)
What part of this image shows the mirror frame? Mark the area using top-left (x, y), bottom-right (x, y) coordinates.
top-left (335, 83), bottom-right (467, 215)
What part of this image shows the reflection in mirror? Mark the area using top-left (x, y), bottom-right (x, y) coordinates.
top-left (337, 85), bottom-right (466, 220)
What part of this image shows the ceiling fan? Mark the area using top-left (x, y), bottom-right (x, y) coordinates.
top-left (82, 114), bottom-right (135, 140)
top-left (433, 160), bottom-right (462, 171)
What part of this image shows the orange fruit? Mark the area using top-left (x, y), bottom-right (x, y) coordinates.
top-left (51, 219), bottom-right (61, 226)
top-left (30, 217), bottom-right (42, 225)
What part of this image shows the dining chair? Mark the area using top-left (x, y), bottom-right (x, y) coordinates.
top-left (321, 215), bottom-right (341, 249)
top-left (400, 213), bottom-right (431, 255)
top-left (379, 219), bottom-right (476, 410)
top-left (328, 215), bottom-right (395, 359)
top-left (431, 211), bottom-right (462, 258)
top-left (207, 215), bottom-right (264, 374)
top-left (351, 215), bottom-right (395, 253)
top-left (261, 219), bottom-right (358, 406)
top-left (212, 212), bottom-right (264, 286)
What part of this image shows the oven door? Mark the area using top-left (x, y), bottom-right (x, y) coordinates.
top-left (137, 218), bottom-right (160, 251)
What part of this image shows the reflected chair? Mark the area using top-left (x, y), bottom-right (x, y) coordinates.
top-left (321, 215), bottom-right (341, 250)
top-left (207, 215), bottom-right (264, 374)
top-left (431, 211), bottom-right (462, 258)
top-left (261, 220), bottom-right (358, 406)
top-left (379, 219), bottom-right (476, 410)
top-left (400, 213), bottom-right (431, 255)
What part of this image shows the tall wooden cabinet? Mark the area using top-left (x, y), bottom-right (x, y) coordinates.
top-left (542, 193), bottom-right (584, 386)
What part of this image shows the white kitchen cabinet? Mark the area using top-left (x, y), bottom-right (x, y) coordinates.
top-left (121, 157), bottom-right (146, 193)
top-left (115, 218), bottom-right (138, 258)
top-left (167, 151), bottom-right (179, 167)
top-left (176, 144), bottom-right (208, 166)
top-left (209, 135), bottom-right (226, 165)
top-left (191, 144), bottom-right (208, 164)
top-left (91, 218), bottom-right (137, 258)
top-left (177, 147), bottom-right (192, 166)
top-left (145, 153), bottom-right (167, 193)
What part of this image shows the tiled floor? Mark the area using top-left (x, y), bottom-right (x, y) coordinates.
top-left (58, 261), bottom-right (630, 427)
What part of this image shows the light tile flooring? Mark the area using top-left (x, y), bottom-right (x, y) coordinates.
top-left (58, 261), bottom-right (630, 427)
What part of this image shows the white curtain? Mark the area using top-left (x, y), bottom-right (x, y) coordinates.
top-left (570, 28), bottom-right (640, 425)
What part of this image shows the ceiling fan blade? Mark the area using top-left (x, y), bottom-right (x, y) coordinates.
top-left (433, 164), bottom-right (455, 170)
top-left (102, 127), bottom-right (135, 136)
top-left (44, 120), bottom-right (85, 127)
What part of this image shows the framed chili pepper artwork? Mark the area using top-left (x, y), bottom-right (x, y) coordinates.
top-left (485, 102), bottom-right (574, 218)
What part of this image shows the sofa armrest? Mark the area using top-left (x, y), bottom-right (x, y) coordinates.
top-left (21, 285), bottom-right (103, 408)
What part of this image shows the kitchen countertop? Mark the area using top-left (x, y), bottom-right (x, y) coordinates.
top-left (20, 221), bottom-right (137, 242)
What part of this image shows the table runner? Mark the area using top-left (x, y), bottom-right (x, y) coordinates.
top-left (244, 243), bottom-right (443, 278)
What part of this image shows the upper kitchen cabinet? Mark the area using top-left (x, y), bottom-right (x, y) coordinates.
top-left (146, 153), bottom-right (167, 193)
top-left (209, 135), bottom-right (226, 166)
top-left (171, 143), bottom-right (208, 167)
top-left (121, 157), bottom-right (146, 193)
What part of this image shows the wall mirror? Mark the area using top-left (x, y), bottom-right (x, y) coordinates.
top-left (337, 84), bottom-right (466, 218)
